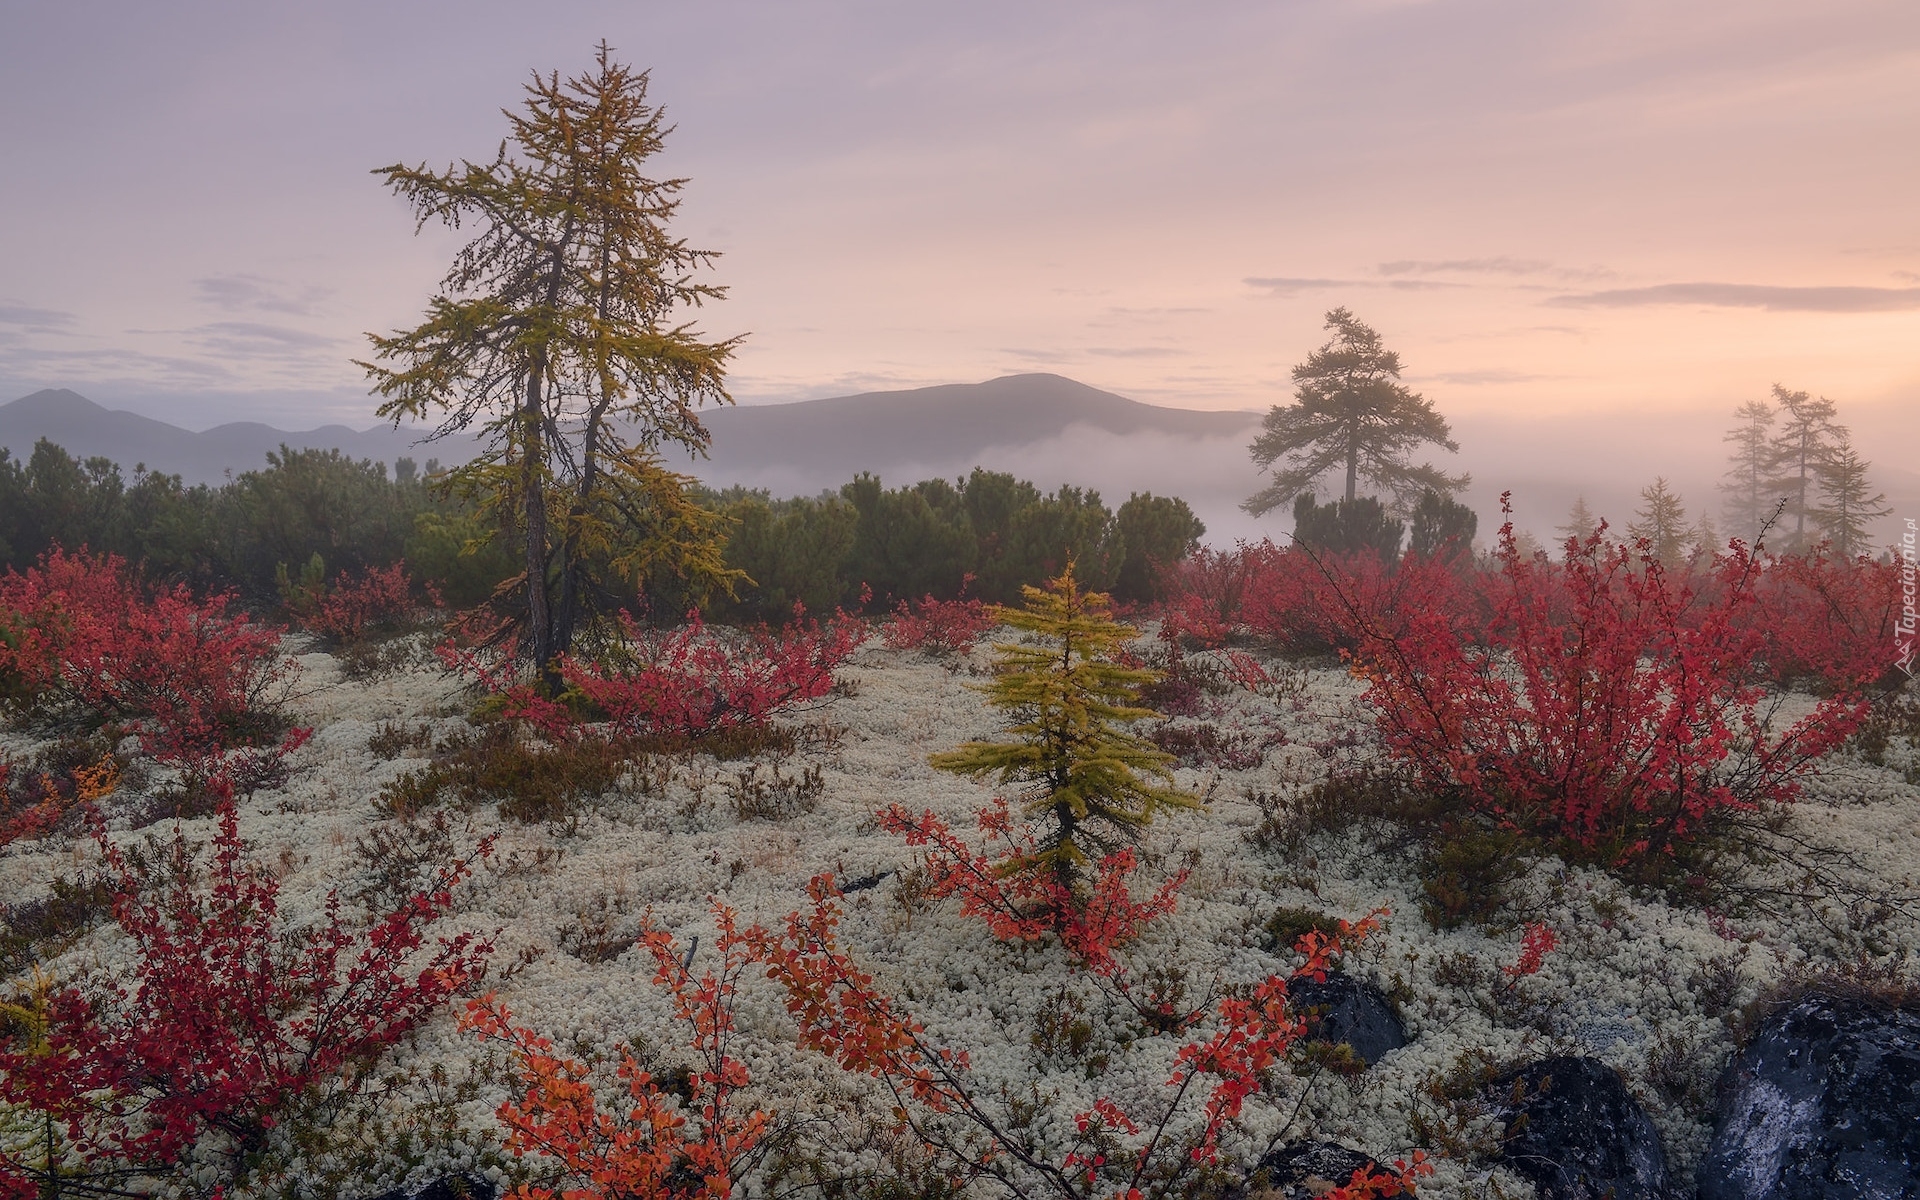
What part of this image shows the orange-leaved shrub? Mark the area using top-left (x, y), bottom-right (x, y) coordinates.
top-left (461, 907), bottom-right (771, 1200)
top-left (750, 872), bottom-right (1427, 1200)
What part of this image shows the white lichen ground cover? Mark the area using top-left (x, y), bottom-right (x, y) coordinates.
top-left (3, 635), bottom-right (1916, 1199)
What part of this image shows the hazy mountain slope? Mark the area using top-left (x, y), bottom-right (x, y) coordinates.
top-left (698, 373), bottom-right (1256, 480)
top-left (0, 389), bottom-right (457, 485)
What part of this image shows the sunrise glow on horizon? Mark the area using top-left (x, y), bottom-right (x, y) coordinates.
top-left (2, 1), bottom-right (1915, 446)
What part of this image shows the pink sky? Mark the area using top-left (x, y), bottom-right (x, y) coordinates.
top-left (2, 0), bottom-right (1915, 463)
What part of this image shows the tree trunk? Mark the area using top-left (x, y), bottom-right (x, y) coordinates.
top-left (522, 348), bottom-right (552, 678)
top-left (1345, 443), bottom-right (1358, 504)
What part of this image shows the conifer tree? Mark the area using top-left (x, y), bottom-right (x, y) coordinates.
top-left (362, 44), bottom-right (742, 676)
top-left (1627, 477), bottom-right (1689, 568)
top-left (1556, 495), bottom-right (1600, 551)
top-left (1718, 397), bottom-right (1778, 546)
top-left (1245, 308), bottom-right (1467, 516)
top-left (929, 563), bottom-right (1201, 887)
top-left (1811, 433), bottom-right (1890, 558)
top-left (1766, 386), bottom-right (1843, 552)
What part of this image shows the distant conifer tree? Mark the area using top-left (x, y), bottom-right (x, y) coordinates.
top-left (1718, 397), bottom-right (1779, 546)
top-left (1766, 386), bottom-right (1844, 553)
top-left (1811, 433), bottom-right (1890, 558)
top-left (1245, 308), bottom-right (1467, 517)
top-left (1556, 495), bottom-right (1600, 552)
top-left (1627, 477), bottom-right (1690, 568)
top-left (929, 563), bottom-right (1201, 888)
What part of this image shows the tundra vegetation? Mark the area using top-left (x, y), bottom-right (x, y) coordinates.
top-left (1, 46), bottom-right (1915, 1200)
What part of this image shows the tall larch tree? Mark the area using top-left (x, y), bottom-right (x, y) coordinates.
top-left (1244, 308), bottom-right (1467, 517)
top-left (361, 44), bottom-right (741, 677)
top-left (1718, 396), bottom-right (1778, 546)
top-left (1766, 386), bottom-right (1843, 553)
top-left (1811, 433), bottom-right (1890, 558)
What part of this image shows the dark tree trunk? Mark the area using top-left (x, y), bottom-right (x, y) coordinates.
top-left (521, 351), bottom-right (552, 678)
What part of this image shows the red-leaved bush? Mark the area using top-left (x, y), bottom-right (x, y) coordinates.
top-left (287, 560), bottom-right (424, 645)
top-left (882, 576), bottom-right (996, 656)
top-left (462, 907), bottom-right (771, 1200)
top-left (0, 548), bottom-right (301, 771)
top-left (0, 781), bottom-right (493, 1195)
top-left (453, 607), bottom-right (865, 742)
top-left (1750, 550), bottom-right (1906, 693)
top-left (1324, 499), bottom-right (1867, 862)
top-left (750, 873), bottom-right (1426, 1200)
top-left (878, 799), bottom-right (1186, 976)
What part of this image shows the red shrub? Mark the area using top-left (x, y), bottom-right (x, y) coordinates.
top-left (882, 576), bottom-right (995, 656)
top-left (461, 906), bottom-right (770, 1200)
top-left (1158, 542), bottom-right (1283, 648)
top-left (472, 608), bottom-right (865, 742)
top-left (1751, 551), bottom-right (1905, 692)
top-left (288, 561), bottom-right (421, 645)
top-left (0, 548), bottom-right (300, 770)
top-left (0, 782), bottom-right (492, 1193)
top-left (1327, 499), bottom-right (1867, 862)
top-left (878, 800), bottom-right (1186, 975)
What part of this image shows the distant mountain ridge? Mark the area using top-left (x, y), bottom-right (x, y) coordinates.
top-left (0, 389), bottom-right (460, 486)
top-left (1, 375), bottom-right (1262, 491)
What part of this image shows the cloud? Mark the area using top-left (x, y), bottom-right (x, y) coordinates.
top-left (1378, 257), bottom-right (1614, 283)
top-left (1419, 369), bottom-right (1562, 386)
top-left (1896, 270), bottom-right (1920, 283)
top-left (185, 321), bottom-right (338, 358)
top-left (1243, 276), bottom-right (1351, 297)
top-left (193, 274), bottom-right (329, 317)
top-left (1001, 347), bottom-right (1074, 363)
top-left (1086, 346), bottom-right (1186, 358)
top-left (1245, 276), bottom-right (1468, 298)
top-left (0, 304), bottom-right (77, 333)
top-left (1545, 282), bottom-right (1920, 313)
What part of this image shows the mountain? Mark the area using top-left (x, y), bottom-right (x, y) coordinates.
top-left (698, 373), bottom-right (1256, 482)
top-left (681, 374), bottom-right (1268, 537)
top-left (0, 389), bottom-right (461, 485)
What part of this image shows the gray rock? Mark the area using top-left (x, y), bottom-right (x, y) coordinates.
top-left (359, 1174), bottom-right (496, 1200)
top-left (1288, 971), bottom-right (1408, 1066)
top-left (1236, 1141), bottom-right (1382, 1200)
top-left (1699, 995), bottom-right (1920, 1200)
top-left (1489, 1055), bottom-right (1673, 1200)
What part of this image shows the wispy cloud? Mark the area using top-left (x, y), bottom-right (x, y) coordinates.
top-left (1001, 347), bottom-right (1073, 363)
top-left (1086, 346), bottom-right (1186, 358)
top-left (1243, 276), bottom-right (1349, 297)
top-left (1243, 276), bottom-right (1466, 298)
top-left (1379, 257), bottom-right (1614, 283)
top-left (1545, 282), bottom-right (1920, 313)
top-left (0, 304), bottom-right (78, 333)
top-left (1418, 369), bottom-right (1562, 386)
top-left (194, 274), bottom-right (331, 317)
top-left (185, 321), bottom-right (338, 359)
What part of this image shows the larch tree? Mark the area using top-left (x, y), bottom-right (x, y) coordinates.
top-left (1556, 495), bottom-right (1600, 551)
top-left (1244, 307), bottom-right (1467, 517)
top-left (360, 44), bottom-right (742, 677)
top-left (1627, 477), bottom-right (1690, 569)
top-left (1811, 433), bottom-right (1890, 558)
top-left (1718, 397), bottom-right (1778, 546)
top-left (929, 563), bottom-right (1201, 889)
top-left (1766, 386), bottom-right (1843, 553)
